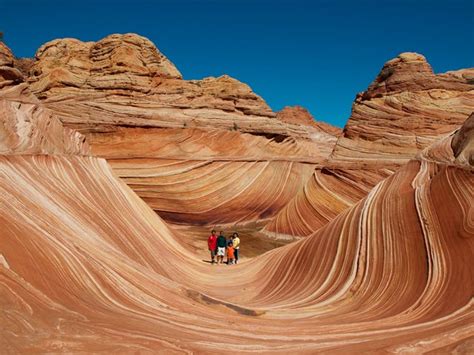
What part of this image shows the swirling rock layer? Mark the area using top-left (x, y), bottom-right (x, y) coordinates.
top-left (263, 164), bottom-right (395, 238)
top-left (1, 35), bottom-right (473, 353)
top-left (86, 125), bottom-right (323, 225)
top-left (12, 34), bottom-right (340, 225)
top-left (264, 53), bottom-right (474, 238)
top-left (1, 120), bottom-right (473, 353)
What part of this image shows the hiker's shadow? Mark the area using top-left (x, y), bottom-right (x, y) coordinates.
top-left (202, 260), bottom-right (213, 264)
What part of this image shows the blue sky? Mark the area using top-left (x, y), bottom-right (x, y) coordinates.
top-left (1, 0), bottom-right (472, 127)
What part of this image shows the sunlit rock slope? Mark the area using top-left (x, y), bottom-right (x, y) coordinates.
top-left (1, 35), bottom-right (473, 353)
top-left (17, 34), bottom-right (340, 226)
top-left (263, 53), bottom-right (474, 238)
top-left (1, 100), bottom-right (473, 353)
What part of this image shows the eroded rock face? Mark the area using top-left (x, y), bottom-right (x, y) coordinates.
top-left (0, 91), bottom-right (89, 155)
top-left (24, 34), bottom-right (335, 140)
top-left (0, 44), bottom-right (89, 156)
top-left (15, 34), bottom-right (337, 225)
top-left (331, 52), bottom-right (474, 162)
top-left (29, 33), bottom-right (181, 94)
top-left (451, 113), bottom-right (474, 166)
top-left (0, 42), bottom-right (23, 87)
top-left (1, 117), bottom-right (472, 353)
top-left (277, 105), bottom-right (342, 137)
top-left (264, 53), bottom-right (474, 238)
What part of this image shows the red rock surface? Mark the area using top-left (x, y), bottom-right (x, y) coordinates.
top-left (0, 43), bottom-right (89, 155)
top-left (1, 106), bottom-right (473, 353)
top-left (263, 165), bottom-right (395, 239)
top-left (1, 35), bottom-right (473, 352)
top-left (331, 52), bottom-right (474, 162)
top-left (451, 113), bottom-right (474, 166)
top-left (26, 34), bottom-right (309, 138)
top-left (264, 53), bottom-right (474, 238)
top-left (18, 34), bottom-right (337, 225)
top-left (277, 105), bottom-right (342, 137)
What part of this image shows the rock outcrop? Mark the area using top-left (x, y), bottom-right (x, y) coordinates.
top-left (331, 52), bottom-right (474, 162)
top-left (15, 34), bottom-right (337, 225)
top-left (1, 105), bottom-right (472, 353)
top-left (26, 34), bottom-right (313, 138)
top-left (277, 105), bottom-right (342, 137)
top-left (0, 43), bottom-right (89, 155)
top-left (264, 53), bottom-right (474, 238)
top-left (451, 113), bottom-right (474, 166)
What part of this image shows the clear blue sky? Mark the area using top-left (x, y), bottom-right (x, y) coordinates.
top-left (1, 0), bottom-right (472, 127)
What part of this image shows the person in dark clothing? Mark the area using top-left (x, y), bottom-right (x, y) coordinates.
top-left (216, 231), bottom-right (227, 264)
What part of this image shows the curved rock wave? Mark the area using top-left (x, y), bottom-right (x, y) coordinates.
top-left (262, 165), bottom-right (394, 239)
top-left (1, 119), bottom-right (473, 353)
top-left (16, 34), bottom-right (340, 226)
top-left (1, 36), bottom-right (473, 353)
top-left (264, 53), bottom-right (474, 239)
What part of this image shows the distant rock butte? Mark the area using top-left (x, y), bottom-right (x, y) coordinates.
top-left (25, 33), bottom-right (317, 140)
top-left (330, 52), bottom-right (474, 162)
top-left (277, 106), bottom-right (342, 137)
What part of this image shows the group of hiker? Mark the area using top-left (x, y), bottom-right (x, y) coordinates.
top-left (207, 230), bottom-right (240, 264)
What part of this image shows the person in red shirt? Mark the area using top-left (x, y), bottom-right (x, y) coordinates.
top-left (207, 229), bottom-right (218, 264)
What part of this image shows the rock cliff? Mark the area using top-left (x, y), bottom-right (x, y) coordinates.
top-left (18, 34), bottom-right (336, 225)
top-left (331, 52), bottom-right (474, 162)
top-left (264, 53), bottom-right (474, 238)
top-left (0, 43), bottom-right (89, 155)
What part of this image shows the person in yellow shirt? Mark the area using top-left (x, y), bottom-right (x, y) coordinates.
top-left (232, 232), bottom-right (240, 264)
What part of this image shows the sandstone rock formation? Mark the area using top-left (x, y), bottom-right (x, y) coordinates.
top-left (26, 34), bottom-right (310, 138)
top-left (277, 105), bottom-right (342, 137)
top-left (0, 43), bottom-right (89, 155)
top-left (1, 34), bottom-right (473, 353)
top-left (451, 112), bottom-right (474, 166)
top-left (264, 53), bottom-right (474, 238)
top-left (331, 52), bottom-right (474, 162)
top-left (1, 100), bottom-right (472, 353)
top-left (15, 34), bottom-right (337, 226)
top-left (263, 165), bottom-right (395, 239)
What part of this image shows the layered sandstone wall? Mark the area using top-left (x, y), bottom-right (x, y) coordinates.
top-left (264, 53), bottom-right (474, 238)
top-left (331, 52), bottom-right (474, 162)
top-left (12, 34), bottom-right (337, 225)
top-left (1, 105), bottom-right (472, 353)
top-left (0, 43), bottom-right (89, 156)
